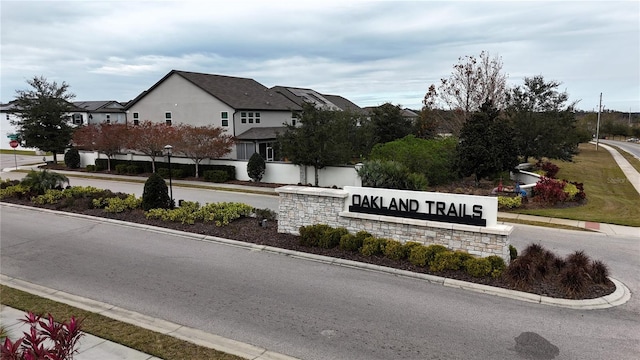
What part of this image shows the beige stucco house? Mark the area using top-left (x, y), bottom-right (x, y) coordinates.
top-left (123, 70), bottom-right (302, 160)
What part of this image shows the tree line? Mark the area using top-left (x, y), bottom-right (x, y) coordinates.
top-left (10, 54), bottom-right (637, 188)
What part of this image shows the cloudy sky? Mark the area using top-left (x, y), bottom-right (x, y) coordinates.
top-left (1, 0), bottom-right (638, 112)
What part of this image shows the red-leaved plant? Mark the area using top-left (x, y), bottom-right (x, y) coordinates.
top-left (1, 311), bottom-right (83, 360)
top-left (532, 177), bottom-right (568, 205)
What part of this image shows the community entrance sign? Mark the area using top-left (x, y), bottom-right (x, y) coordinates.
top-left (343, 186), bottom-right (498, 227)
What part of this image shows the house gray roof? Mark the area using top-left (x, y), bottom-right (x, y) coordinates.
top-left (322, 94), bottom-right (364, 113)
top-left (271, 86), bottom-right (363, 113)
top-left (125, 70), bottom-right (302, 111)
top-left (73, 101), bottom-right (124, 113)
top-left (235, 126), bottom-right (287, 141)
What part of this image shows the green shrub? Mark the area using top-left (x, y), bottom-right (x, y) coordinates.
top-left (455, 251), bottom-right (474, 270)
top-left (368, 135), bottom-right (458, 185)
top-left (563, 182), bottom-right (580, 201)
top-left (0, 184), bottom-right (30, 199)
top-left (430, 251), bottom-right (462, 272)
top-left (86, 165), bottom-right (96, 172)
top-left (402, 241), bottom-right (422, 255)
top-left (497, 196), bottom-right (522, 209)
top-left (126, 165), bottom-right (141, 174)
top-left (141, 172), bottom-right (171, 211)
top-left (254, 208), bottom-right (277, 221)
top-left (64, 147), bottom-right (81, 169)
top-left (157, 168), bottom-right (170, 178)
top-left (464, 257), bottom-right (492, 277)
top-left (319, 227), bottom-right (348, 249)
top-left (356, 159), bottom-right (427, 191)
top-left (32, 189), bottom-right (66, 205)
top-left (145, 201), bottom-right (253, 226)
top-left (20, 170), bottom-right (69, 195)
top-left (509, 245), bottom-right (518, 261)
top-left (299, 224), bottom-right (332, 247)
top-left (339, 233), bottom-right (363, 252)
top-left (171, 168), bottom-right (185, 179)
top-left (247, 152), bottom-right (266, 182)
top-left (360, 236), bottom-right (387, 256)
top-left (99, 194), bottom-right (142, 213)
top-left (486, 255), bottom-right (507, 278)
top-left (203, 170), bottom-right (229, 183)
top-left (115, 164), bottom-right (128, 174)
top-left (424, 244), bottom-right (449, 266)
top-left (408, 245), bottom-right (428, 266)
top-left (383, 239), bottom-right (406, 260)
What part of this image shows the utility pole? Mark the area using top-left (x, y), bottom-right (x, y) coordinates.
top-left (595, 93), bottom-right (602, 151)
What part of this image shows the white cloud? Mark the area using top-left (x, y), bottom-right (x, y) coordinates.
top-left (1, 0), bottom-right (638, 111)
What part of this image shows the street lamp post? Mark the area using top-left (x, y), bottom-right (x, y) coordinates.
top-left (164, 144), bottom-right (173, 207)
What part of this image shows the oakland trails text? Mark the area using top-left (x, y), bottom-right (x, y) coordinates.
top-left (349, 194), bottom-right (486, 226)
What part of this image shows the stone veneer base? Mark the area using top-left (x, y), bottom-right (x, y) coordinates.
top-left (276, 186), bottom-right (513, 262)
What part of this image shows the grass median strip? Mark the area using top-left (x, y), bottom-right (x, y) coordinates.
top-left (0, 285), bottom-right (243, 360)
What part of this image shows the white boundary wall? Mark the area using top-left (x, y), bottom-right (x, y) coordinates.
top-left (276, 185), bottom-right (512, 262)
top-left (78, 151), bottom-right (359, 187)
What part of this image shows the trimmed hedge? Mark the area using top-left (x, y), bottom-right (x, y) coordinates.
top-left (94, 158), bottom-right (235, 180)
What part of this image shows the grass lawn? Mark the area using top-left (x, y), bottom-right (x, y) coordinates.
top-left (0, 149), bottom-right (47, 156)
top-left (513, 143), bottom-right (640, 227)
top-left (0, 285), bottom-right (243, 360)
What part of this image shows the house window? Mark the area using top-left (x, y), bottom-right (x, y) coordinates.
top-left (240, 111), bottom-right (260, 124)
top-left (165, 112), bottom-right (172, 126)
top-left (291, 118), bottom-right (297, 126)
top-left (106, 114), bottom-right (111, 124)
top-left (221, 111), bottom-right (228, 127)
top-left (72, 114), bottom-right (83, 125)
top-left (132, 112), bottom-right (139, 126)
top-left (236, 142), bottom-right (256, 160)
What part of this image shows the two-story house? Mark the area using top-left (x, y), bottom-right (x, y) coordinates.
top-left (124, 70), bottom-right (302, 160)
top-left (71, 101), bottom-right (127, 125)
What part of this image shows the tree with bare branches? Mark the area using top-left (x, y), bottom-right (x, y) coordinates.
top-left (72, 123), bottom-right (129, 172)
top-left (127, 120), bottom-right (179, 173)
top-left (173, 125), bottom-right (235, 178)
top-left (426, 51), bottom-right (507, 135)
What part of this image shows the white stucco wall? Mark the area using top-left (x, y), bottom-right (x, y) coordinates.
top-left (77, 150), bottom-right (359, 187)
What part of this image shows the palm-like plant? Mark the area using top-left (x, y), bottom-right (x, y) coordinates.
top-left (20, 169), bottom-right (69, 195)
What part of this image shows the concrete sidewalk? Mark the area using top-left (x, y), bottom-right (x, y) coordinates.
top-left (1, 305), bottom-right (161, 360)
top-left (594, 142), bottom-right (640, 196)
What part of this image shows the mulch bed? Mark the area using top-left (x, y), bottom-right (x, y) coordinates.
top-left (1, 195), bottom-right (615, 301)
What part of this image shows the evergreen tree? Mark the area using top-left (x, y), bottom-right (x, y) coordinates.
top-left (456, 102), bottom-right (518, 185)
top-left (506, 75), bottom-right (580, 162)
top-left (11, 76), bottom-right (75, 164)
top-left (277, 103), bottom-right (353, 186)
top-left (141, 172), bottom-right (171, 210)
top-left (247, 152), bottom-right (266, 182)
top-left (64, 147), bottom-right (81, 169)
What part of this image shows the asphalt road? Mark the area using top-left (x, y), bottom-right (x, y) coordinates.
top-left (1, 204), bottom-right (638, 360)
top-left (0, 166), bottom-right (279, 211)
top-left (600, 139), bottom-right (640, 159)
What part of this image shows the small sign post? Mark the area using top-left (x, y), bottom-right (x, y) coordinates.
top-left (9, 138), bottom-right (19, 169)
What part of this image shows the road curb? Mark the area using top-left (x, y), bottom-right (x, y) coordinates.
top-left (1, 202), bottom-right (631, 310)
top-left (0, 274), bottom-right (300, 360)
